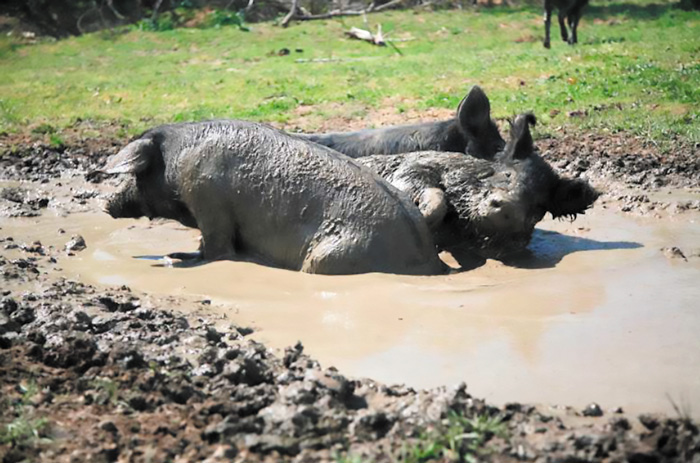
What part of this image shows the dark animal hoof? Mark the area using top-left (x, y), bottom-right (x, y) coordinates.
top-left (544, 41), bottom-right (551, 49)
top-left (167, 251), bottom-right (203, 261)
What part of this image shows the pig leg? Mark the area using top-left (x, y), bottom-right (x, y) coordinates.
top-left (558, 11), bottom-right (569, 43)
top-left (199, 224), bottom-right (236, 261)
top-left (168, 238), bottom-right (204, 261)
top-left (302, 235), bottom-right (360, 275)
top-left (567, 12), bottom-right (579, 44)
top-left (168, 251), bottom-right (203, 261)
top-left (543, 3), bottom-right (553, 48)
top-left (417, 188), bottom-right (448, 230)
top-left (188, 200), bottom-right (237, 260)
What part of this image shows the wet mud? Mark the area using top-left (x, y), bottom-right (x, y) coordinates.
top-left (1, 132), bottom-right (700, 462)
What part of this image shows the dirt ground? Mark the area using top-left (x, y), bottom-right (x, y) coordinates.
top-left (1, 124), bottom-right (699, 462)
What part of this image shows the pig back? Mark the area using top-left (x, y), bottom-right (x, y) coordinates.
top-left (172, 120), bottom-right (441, 273)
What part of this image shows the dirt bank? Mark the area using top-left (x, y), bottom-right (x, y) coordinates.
top-left (1, 130), bottom-right (700, 462)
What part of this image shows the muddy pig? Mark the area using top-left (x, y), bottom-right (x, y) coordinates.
top-left (357, 113), bottom-right (599, 259)
top-left (299, 86), bottom-right (505, 160)
top-left (102, 120), bottom-right (446, 275)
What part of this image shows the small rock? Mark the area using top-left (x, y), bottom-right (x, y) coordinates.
top-left (609, 416), bottom-right (631, 431)
top-left (638, 413), bottom-right (661, 430)
top-left (0, 333), bottom-right (16, 349)
top-left (91, 315), bottom-right (116, 333)
top-left (0, 313), bottom-right (21, 334)
top-left (0, 297), bottom-right (18, 315)
top-left (99, 444), bottom-right (120, 462)
top-left (661, 246), bottom-right (687, 261)
top-left (237, 326), bottom-right (254, 336)
top-left (65, 235), bottom-right (87, 252)
top-left (583, 402), bottom-right (604, 417)
top-left (127, 394), bottom-right (149, 411)
top-left (567, 109), bottom-right (588, 118)
top-left (205, 326), bottom-right (222, 344)
top-left (99, 420), bottom-right (119, 434)
top-left (10, 307), bottom-right (35, 326)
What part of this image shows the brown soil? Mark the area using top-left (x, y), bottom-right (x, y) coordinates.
top-left (1, 127), bottom-right (699, 462)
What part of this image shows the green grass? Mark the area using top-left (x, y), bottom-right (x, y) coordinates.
top-left (334, 411), bottom-right (507, 463)
top-left (0, 382), bottom-right (50, 446)
top-left (401, 411), bottom-right (507, 463)
top-left (0, 0), bottom-right (698, 143)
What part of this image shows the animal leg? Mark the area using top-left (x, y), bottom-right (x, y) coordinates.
top-left (302, 235), bottom-right (359, 275)
top-left (568, 12), bottom-right (579, 44)
top-left (543, 4), bottom-right (553, 48)
top-left (196, 215), bottom-right (237, 261)
top-left (416, 188), bottom-right (448, 230)
top-left (558, 11), bottom-right (569, 42)
top-left (168, 251), bottom-right (203, 261)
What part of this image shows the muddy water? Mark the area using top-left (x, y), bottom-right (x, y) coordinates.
top-left (3, 198), bottom-right (700, 418)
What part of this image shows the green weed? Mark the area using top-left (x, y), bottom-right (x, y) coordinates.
top-left (0, 382), bottom-right (50, 446)
top-left (92, 377), bottom-right (120, 405)
top-left (206, 10), bottom-right (250, 31)
top-left (402, 411), bottom-right (507, 463)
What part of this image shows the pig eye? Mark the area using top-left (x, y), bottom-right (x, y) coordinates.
top-left (490, 199), bottom-right (502, 208)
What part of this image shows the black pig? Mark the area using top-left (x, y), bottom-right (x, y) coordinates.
top-left (358, 113), bottom-right (599, 259)
top-left (299, 86), bottom-right (505, 160)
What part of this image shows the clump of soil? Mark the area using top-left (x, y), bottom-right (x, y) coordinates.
top-left (539, 131), bottom-right (700, 191)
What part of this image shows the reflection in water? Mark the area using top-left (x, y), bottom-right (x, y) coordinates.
top-left (2, 205), bottom-right (700, 418)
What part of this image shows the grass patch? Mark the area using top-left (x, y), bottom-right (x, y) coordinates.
top-left (0, 0), bottom-right (697, 143)
top-left (401, 411), bottom-right (507, 463)
top-left (0, 382), bottom-right (50, 446)
top-left (334, 411), bottom-right (507, 463)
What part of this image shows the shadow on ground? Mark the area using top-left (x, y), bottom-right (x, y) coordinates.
top-left (587, 2), bottom-right (679, 20)
top-left (135, 229), bottom-right (642, 272)
top-left (501, 228), bottom-right (643, 269)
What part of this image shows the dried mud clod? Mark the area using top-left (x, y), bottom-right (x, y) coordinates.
top-left (539, 131), bottom-right (700, 191)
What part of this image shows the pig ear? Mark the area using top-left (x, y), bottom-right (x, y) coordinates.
top-left (548, 177), bottom-right (600, 219)
top-left (102, 138), bottom-right (155, 174)
top-left (457, 86), bottom-right (505, 159)
top-left (456, 86), bottom-right (492, 136)
top-left (506, 113), bottom-right (536, 160)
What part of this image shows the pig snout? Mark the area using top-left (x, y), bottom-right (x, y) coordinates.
top-left (104, 180), bottom-right (145, 219)
top-left (475, 192), bottom-right (543, 253)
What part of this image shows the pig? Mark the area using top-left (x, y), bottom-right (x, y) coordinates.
top-left (102, 120), bottom-right (446, 276)
top-left (357, 113), bottom-right (599, 260)
top-left (544, 0), bottom-right (589, 48)
top-left (298, 86), bottom-right (505, 160)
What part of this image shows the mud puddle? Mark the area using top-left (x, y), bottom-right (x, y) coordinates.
top-left (2, 199), bottom-right (700, 418)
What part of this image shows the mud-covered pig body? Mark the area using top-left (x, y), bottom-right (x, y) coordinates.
top-left (104, 120), bottom-right (446, 275)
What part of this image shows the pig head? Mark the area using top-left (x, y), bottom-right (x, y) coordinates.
top-left (358, 113), bottom-right (599, 257)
